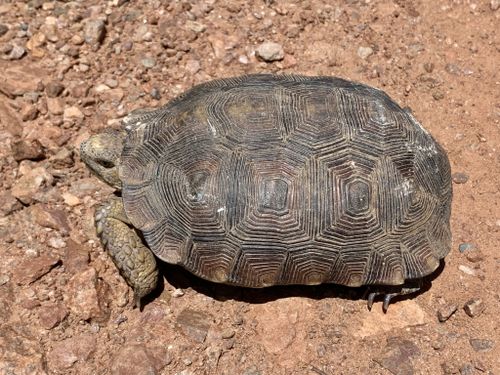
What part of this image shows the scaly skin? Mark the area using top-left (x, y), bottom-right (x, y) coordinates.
top-left (94, 196), bottom-right (158, 309)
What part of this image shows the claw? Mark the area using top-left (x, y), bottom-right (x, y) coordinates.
top-left (133, 292), bottom-right (143, 311)
top-left (367, 292), bottom-right (376, 311)
top-left (382, 294), bottom-right (394, 313)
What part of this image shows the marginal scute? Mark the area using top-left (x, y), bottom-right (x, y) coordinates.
top-left (120, 74), bottom-right (452, 288)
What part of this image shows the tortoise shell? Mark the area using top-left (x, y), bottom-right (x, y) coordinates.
top-left (118, 74), bottom-right (452, 288)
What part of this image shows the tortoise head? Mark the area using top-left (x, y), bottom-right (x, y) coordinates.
top-left (80, 129), bottom-right (126, 190)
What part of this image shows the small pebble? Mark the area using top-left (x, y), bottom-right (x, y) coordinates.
top-left (8, 45), bottom-right (26, 60)
top-left (357, 46), bottom-right (374, 59)
top-left (452, 172), bottom-right (469, 184)
top-left (172, 288), bottom-right (185, 297)
top-left (0, 24), bottom-right (8, 36)
top-left (491, 0), bottom-right (500, 11)
top-left (463, 298), bottom-right (485, 317)
top-left (423, 62), bottom-right (434, 73)
top-left (432, 91), bottom-right (445, 100)
top-left (459, 363), bottom-right (474, 375)
top-left (255, 41), bottom-right (285, 62)
top-left (221, 329), bottom-right (235, 339)
top-left (458, 265), bottom-right (476, 276)
top-left (150, 87), bottom-right (161, 100)
top-left (141, 56), bottom-right (156, 69)
top-left (458, 243), bottom-right (475, 253)
top-left (469, 338), bottom-right (494, 352)
top-left (437, 304), bottom-right (458, 322)
top-left (465, 250), bottom-right (484, 263)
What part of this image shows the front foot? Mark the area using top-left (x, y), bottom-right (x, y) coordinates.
top-left (94, 197), bottom-right (159, 309)
top-left (366, 282), bottom-right (422, 313)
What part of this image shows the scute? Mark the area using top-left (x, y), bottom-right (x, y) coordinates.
top-left (120, 74), bottom-right (452, 287)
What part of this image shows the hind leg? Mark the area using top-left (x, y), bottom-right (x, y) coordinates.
top-left (94, 196), bottom-right (159, 309)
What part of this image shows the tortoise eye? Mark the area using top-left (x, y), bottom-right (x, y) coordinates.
top-left (96, 159), bottom-right (115, 169)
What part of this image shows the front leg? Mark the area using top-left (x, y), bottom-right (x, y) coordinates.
top-left (94, 197), bottom-right (159, 309)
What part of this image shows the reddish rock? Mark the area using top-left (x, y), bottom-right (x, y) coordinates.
top-left (46, 97), bottom-right (64, 115)
top-left (0, 64), bottom-right (45, 97)
top-left (11, 167), bottom-right (53, 205)
top-left (13, 254), bottom-right (60, 285)
top-left (21, 105), bottom-right (39, 121)
top-left (66, 267), bottom-right (109, 321)
top-left (63, 239), bottom-right (89, 273)
top-left (31, 204), bottom-right (70, 233)
top-left (176, 308), bottom-right (212, 343)
top-left (0, 282), bottom-right (14, 320)
top-left (47, 334), bottom-right (96, 370)
top-left (37, 303), bottom-right (68, 329)
top-left (111, 345), bottom-right (172, 375)
top-left (11, 139), bottom-right (45, 161)
top-left (0, 100), bottom-right (23, 136)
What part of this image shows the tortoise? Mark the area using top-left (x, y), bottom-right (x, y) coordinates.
top-left (80, 74), bottom-right (452, 311)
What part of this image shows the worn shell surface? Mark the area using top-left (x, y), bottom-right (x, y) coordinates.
top-left (119, 74), bottom-right (452, 288)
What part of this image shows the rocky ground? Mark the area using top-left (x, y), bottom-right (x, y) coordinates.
top-left (0, 0), bottom-right (499, 374)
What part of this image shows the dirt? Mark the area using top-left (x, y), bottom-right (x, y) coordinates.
top-left (0, 1), bottom-right (499, 374)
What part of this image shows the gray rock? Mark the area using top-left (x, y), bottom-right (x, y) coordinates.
top-left (437, 304), bottom-right (457, 322)
top-left (7, 45), bottom-right (26, 60)
top-left (176, 308), bottom-right (212, 343)
top-left (458, 242), bottom-right (475, 253)
top-left (0, 23), bottom-right (8, 36)
top-left (459, 363), bottom-right (474, 375)
top-left (45, 81), bottom-right (65, 97)
top-left (469, 338), bottom-right (494, 352)
top-left (452, 172), bottom-right (469, 184)
top-left (492, 0), bottom-right (500, 10)
top-left (141, 56), bottom-right (156, 68)
top-left (11, 139), bottom-right (45, 161)
top-left (464, 298), bottom-right (485, 317)
top-left (256, 41), bottom-right (285, 62)
top-left (374, 337), bottom-right (420, 375)
top-left (357, 46), bottom-right (374, 59)
top-left (84, 19), bottom-right (106, 45)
